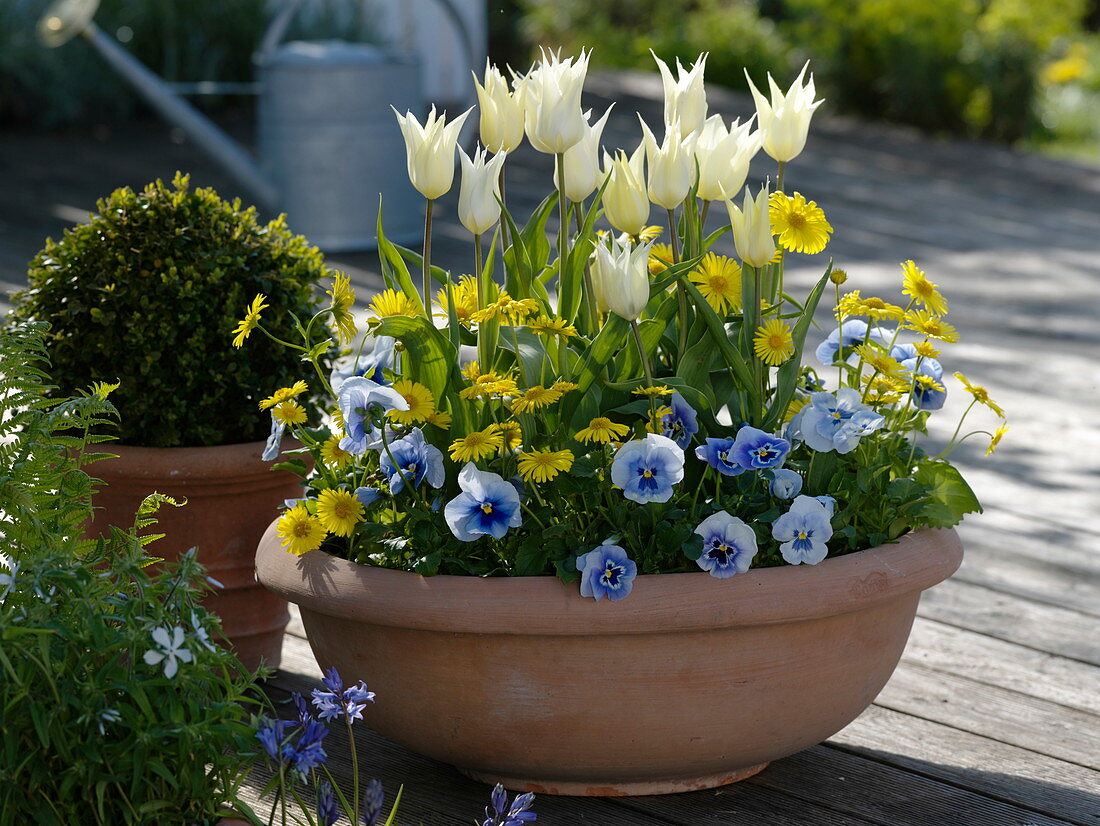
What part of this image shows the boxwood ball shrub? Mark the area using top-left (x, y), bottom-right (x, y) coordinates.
top-left (11, 173), bottom-right (329, 447)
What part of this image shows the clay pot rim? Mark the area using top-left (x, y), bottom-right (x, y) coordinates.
top-left (97, 440), bottom-right (302, 485)
top-left (256, 523), bottom-right (963, 636)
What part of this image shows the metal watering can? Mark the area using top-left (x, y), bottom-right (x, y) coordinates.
top-left (37, 0), bottom-right (473, 250)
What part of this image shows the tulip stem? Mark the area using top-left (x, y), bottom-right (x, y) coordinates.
top-left (749, 263), bottom-right (764, 421)
top-left (422, 198), bottom-right (435, 320)
top-left (556, 152), bottom-right (571, 322)
top-left (700, 200), bottom-right (711, 235)
top-left (575, 203), bottom-right (597, 336)
top-left (668, 207), bottom-right (688, 364)
top-left (475, 232), bottom-right (490, 370)
top-left (776, 161), bottom-right (786, 194)
top-left (630, 319), bottom-right (660, 426)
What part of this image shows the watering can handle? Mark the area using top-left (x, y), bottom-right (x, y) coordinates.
top-left (257, 0), bottom-right (307, 64)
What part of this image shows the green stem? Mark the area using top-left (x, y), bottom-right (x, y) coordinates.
top-left (630, 319), bottom-right (660, 426)
top-left (475, 232), bottom-right (490, 369)
top-left (668, 207), bottom-right (688, 363)
top-left (348, 721), bottom-right (360, 824)
top-left (749, 264), bottom-right (764, 422)
top-left (575, 203), bottom-right (597, 337)
top-left (776, 161), bottom-right (786, 194)
top-left (556, 152), bottom-right (570, 320)
top-left (422, 198), bottom-right (435, 320)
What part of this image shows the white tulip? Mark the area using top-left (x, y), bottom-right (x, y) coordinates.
top-left (392, 105), bottom-right (472, 200)
top-left (521, 48), bottom-right (590, 154)
top-left (652, 50), bottom-right (708, 136)
top-left (473, 60), bottom-right (525, 154)
top-left (458, 145), bottom-right (508, 235)
top-left (601, 145), bottom-right (650, 236)
top-left (725, 184), bottom-right (776, 269)
top-left (745, 62), bottom-right (824, 163)
top-left (554, 105), bottom-right (614, 203)
top-left (591, 236), bottom-right (654, 321)
top-left (694, 114), bottom-right (763, 202)
top-left (639, 116), bottom-right (694, 211)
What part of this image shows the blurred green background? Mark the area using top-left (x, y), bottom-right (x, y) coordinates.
top-left (3, 0), bottom-right (1099, 160)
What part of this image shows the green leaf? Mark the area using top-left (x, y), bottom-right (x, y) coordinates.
top-left (914, 461), bottom-right (982, 528)
top-left (374, 314), bottom-right (456, 404)
top-left (376, 198), bottom-right (425, 313)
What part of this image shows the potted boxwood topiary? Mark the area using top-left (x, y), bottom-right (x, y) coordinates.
top-left (8, 172), bottom-right (329, 670)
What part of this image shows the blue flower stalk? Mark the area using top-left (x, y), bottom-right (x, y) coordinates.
top-left (312, 666), bottom-right (375, 820)
top-left (483, 783), bottom-right (538, 826)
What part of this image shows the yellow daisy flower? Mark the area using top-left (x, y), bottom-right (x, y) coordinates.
top-left (461, 360), bottom-right (485, 382)
top-left (834, 290), bottom-right (864, 320)
top-left (551, 381), bottom-right (578, 394)
top-left (954, 372), bottom-right (1006, 418)
top-left (648, 243), bottom-right (675, 276)
top-left (769, 191), bottom-right (832, 254)
top-left (231, 294), bottom-right (268, 347)
top-left (575, 417), bottom-right (631, 444)
top-left (489, 420), bottom-right (523, 451)
top-left (330, 406), bottom-right (345, 430)
top-left (425, 409), bottom-right (452, 429)
top-left (905, 310), bottom-right (959, 342)
top-left (855, 296), bottom-right (905, 321)
top-left (369, 288), bottom-right (420, 319)
top-left (327, 272), bottom-right (357, 343)
top-left (632, 385), bottom-right (674, 397)
top-left (260, 380), bottom-right (309, 410)
top-left (528, 315), bottom-right (578, 337)
top-left (276, 505), bottom-right (326, 556)
top-left (436, 275), bottom-right (483, 326)
top-left (320, 436), bottom-right (352, 469)
top-left (449, 427), bottom-right (505, 462)
top-left (753, 319), bottom-right (795, 366)
top-left (853, 344), bottom-right (906, 378)
top-left (913, 374), bottom-right (945, 393)
top-left (637, 225), bottom-right (664, 242)
top-left (315, 488), bottom-right (365, 538)
top-left (510, 385), bottom-right (563, 414)
top-left (471, 292), bottom-right (540, 325)
top-left (901, 260), bottom-right (948, 316)
top-left (864, 375), bottom-right (906, 405)
top-left (689, 253), bottom-right (742, 314)
top-left (913, 341), bottom-right (940, 358)
top-left (272, 400), bottom-right (307, 426)
top-left (829, 268), bottom-right (848, 285)
top-left (783, 396), bottom-right (810, 422)
top-left (517, 449), bottom-right (574, 483)
top-left (986, 424), bottom-right (1009, 456)
top-left (387, 379), bottom-right (435, 424)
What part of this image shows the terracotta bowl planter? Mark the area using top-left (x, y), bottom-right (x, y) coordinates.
top-left (256, 523), bottom-right (962, 795)
top-left (88, 441), bottom-right (303, 671)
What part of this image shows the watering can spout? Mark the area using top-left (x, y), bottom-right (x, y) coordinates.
top-left (39, 0), bottom-right (279, 210)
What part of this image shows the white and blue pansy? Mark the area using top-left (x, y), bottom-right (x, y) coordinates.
top-left (892, 343), bottom-right (947, 410)
top-left (330, 335), bottom-right (396, 394)
top-left (660, 392), bottom-right (699, 449)
top-left (353, 486), bottom-right (382, 508)
top-left (795, 388), bottom-right (877, 455)
top-left (262, 416), bottom-right (286, 462)
top-left (833, 409), bottom-right (886, 453)
top-left (577, 542), bottom-right (638, 601)
top-left (379, 427), bottom-right (445, 494)
top-left (816, 320), bottom-right (891, 365)
top-left (695, 437), bottom-right (743, 476)
top-left (769, 468), bottom-right (803, 499)
top-left (815, 494), bottom-right (837, 519)
top-left (610, 433), bottom-right (685, 504)
top-left (731, 425), bottom-right (790, 471)
top-left (444, 462), bottom-right (523, 542)
top-left (772, 495), bottom-right (834, 565)
top-left (693, 511), bottom-right (758, 578)
top-left (337, 376), bottom-right (409, 455)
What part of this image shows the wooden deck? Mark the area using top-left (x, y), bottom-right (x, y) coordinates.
top-left (2, 70), bottom-right (1098, 824)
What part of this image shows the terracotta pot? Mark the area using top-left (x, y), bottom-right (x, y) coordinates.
top-left (256, 524), bottom-right (963, 795)
top-left (88, 441), bottom-right (302, 671)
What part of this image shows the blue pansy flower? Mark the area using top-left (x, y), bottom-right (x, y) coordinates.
top-left (769, 468), bottom-right (803, 499)
top-left (772, 495), bottom-right (834, 565)
top-left (354, 486), bottom-right (382, 508)
top-left (444, 463), bottom-right (523, 541)
top-left (338, 377), bottom-right (409, 455)
top-left (576, 542), bottom-right (638, 601)
top-left (611, 433), bottom-right (685, 504)
top-left (692, 511), bottom-right (758, 578)
top-left (660, 392), bottom-right (699, 448)
top-left (833, 409), bottom-right (886, 452)
top-left (379, 428), bottom-right (445, 494)
top-left (816, 320), bottom-right (891, 365)
top-left (695, 437), bottom-right (743, 476)
top-left (793, 388), bottom-right (877, 454)
top-left (731, 425), bottom-right (790, 471)
top-left (330, 335), bottom-right (396, 394)
top-left (815, 495), bottom-right (837, 519)
top-left (909, 360), bottom-right (948, 410)
top-left (262, 415), bottom-right (285, 461)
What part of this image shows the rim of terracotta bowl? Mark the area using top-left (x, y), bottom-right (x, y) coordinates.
top-left (96, 440), bottom-right (295, 487)
top-left (257, 523), bottom-right (962, 636)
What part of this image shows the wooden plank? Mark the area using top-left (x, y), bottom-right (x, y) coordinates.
top-left (831, 705), bottom-right (1100, 825)
top-left (875, 661), bottom-right (1100, 770)
top-left (905, 617), bottom-right (1100, 715)
top-left (918, 579), bottom-right (1100, 666)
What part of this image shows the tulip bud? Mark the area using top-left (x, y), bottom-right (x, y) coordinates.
top-left (473, 60), bottom-right (525, 154)
top-left (651, 50), bottom-right (708, 136)
top-left (392, 105), bottom-right (473, 200)
top-left (554, 105), bottom-right (614, 203)
top-left (522, 48), bottom-right (590, 155)
top-left (745, 62), bottom-right (824, 163)
top-left (638, 116), bottom-right (694, 211)
top-left (592, 236), bottom-right (654, 321)
top-left (694, 114), bottom-right (763, 202)
top-left (725, 184), bottom-right (776, 268)
top-left (601, 145), bottom-right (650, 237)
top-left (457, 145), bottom-right (508, 235)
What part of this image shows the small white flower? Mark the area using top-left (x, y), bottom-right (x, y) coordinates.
top-left (143, 625), bottom-right (193, 679)
top-left (190, 612), bottom-right (216, 653)
top-left (0, 552), bottom-right (17, 604)
top-left (98, 707), bottom-right (122, 735)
